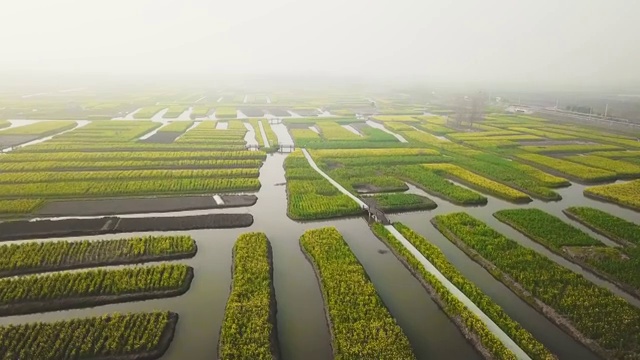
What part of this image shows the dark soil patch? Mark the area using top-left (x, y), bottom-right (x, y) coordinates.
top-left (0, 213), bottom-right (253, 241)
top-left (140, 131), bottom-right (184, 144)
top-left (0, 268), bottom-right (194, 317)
top-left (266, 108), bottom-right (291, 117)
top-left (294, 109), bottom-right (320, 117)
top-left (240, 108), bottom-right (265, 117)
top-left (0, 135), bottom-right (40, 148)
top-left (35, 195), bottom-right (257, 216)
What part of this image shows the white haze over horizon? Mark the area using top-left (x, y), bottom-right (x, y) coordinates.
top-left (1, 0), bottom-right (639, 90)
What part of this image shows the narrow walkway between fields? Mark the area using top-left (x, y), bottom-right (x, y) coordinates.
top-left (300, 147), bottom-right (530, 360)
top-left (300, 148), bottom-right (367, 208)
top-left (384, 226), bottom-right (531, 360)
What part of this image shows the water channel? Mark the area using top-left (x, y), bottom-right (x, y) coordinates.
top-left (2, 152), bottom-right (638, 359)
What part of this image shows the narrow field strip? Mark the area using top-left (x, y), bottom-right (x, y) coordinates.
top-left (0, 264), bottom-right (193, 316)
top-left (0, 235), bottom-right (196, 277)
top-left (515, 153), bottom-right (617, 183)
top-left (0, 177), bottom-right (261, 198)
top-left (0, 168), bottom-right (259, 184)
top-left (218, 232), bottom-right (279, 359)
top-left (380, 225), bottom-right (531, 360)
top-left (0, 311), bottom-right (178, 360)
top-left (300, 227), bottom-right (415, 359)
top-left (583, 179), bottom-right (640, 211)
top-left (494, 208), bottom-right (640, 298)
top-left (1, 121), bottom-right (89, 153)
top-left (433, 212), bottom-right (640, 359)
top-left (425, 163), bottom-right (531, 203)
top-left (563, 206), bottom-right (640, 246)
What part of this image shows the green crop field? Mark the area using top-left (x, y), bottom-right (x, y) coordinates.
top-left (2, 87), bottom-right (640, 359)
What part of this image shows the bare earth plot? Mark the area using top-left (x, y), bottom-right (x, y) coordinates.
top-left (35, 194), bottom-right (257, 216)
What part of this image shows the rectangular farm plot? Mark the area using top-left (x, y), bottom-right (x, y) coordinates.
top-left (215, 106), bottom-right (237, 118)
top-left (0, 311), bottom-right (178, 360)
top-left (432, 212), bottom-right (640, 359)
top-left (0, 264), bottom-right (192, 316)
top-left (315, 121), bottom-right (362, 140)
top-left (45, 121), bottom-right (161, 143)
top-left (515, 153), bottom-right (617, 183)
top-left (564, 155), bottom-right (640, 178)
top-left (142, 121), bottom-right (196, 143)
top-left (284, 151), bottom-right (361, 220)
top-left (299, 227), bottom-right (415, 359)
top-left (584, 179), bottom-right (640, 211)
top-left (495, 208), bottom-right (640, 300)
top-left (190, 106), bottom-right (211, 119)
top-left (520, 144), bottom-right (622, 153)
top-left (162, 106), bottom-right (188, 119)
top-left (291, 121), bottom-right (406, 148)
top-left (311, 148), bottom-right (438, 158)
top-left (506, 127), bottom-right (577, 140)
top-left (35, 194), bottom-right (257, 216)
top-left (564, 207), bottom-right (640, 246)
top-left (134, 106), bottom-right (166, 119)
top-left (218, 232), bottom-right (278, 359)
top-left (0, 235), bottom-right (196, 277)
top-left (451, 154), bottom-right (565, 200)
top-left (0, 121), bottom-right (77, 135)
top-left (385, 165), bottom-right (487, 205)
top-left (424, 163), bottom-right (531, 203)
top-left (0, 121), bottom-right (78, 149)
top-left (175, 121), bottom-right (247, 147)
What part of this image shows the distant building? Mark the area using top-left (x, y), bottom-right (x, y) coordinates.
top-left (506, 105), bottom-right (533, 114)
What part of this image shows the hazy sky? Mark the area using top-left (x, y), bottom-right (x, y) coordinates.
top-left (1, 0), bottom-right (639, 88)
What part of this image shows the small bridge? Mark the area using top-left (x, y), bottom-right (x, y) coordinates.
top-left (278, 143), bottom-right (295, 153)
top-left (362, 198), bottom-right (391, 225)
